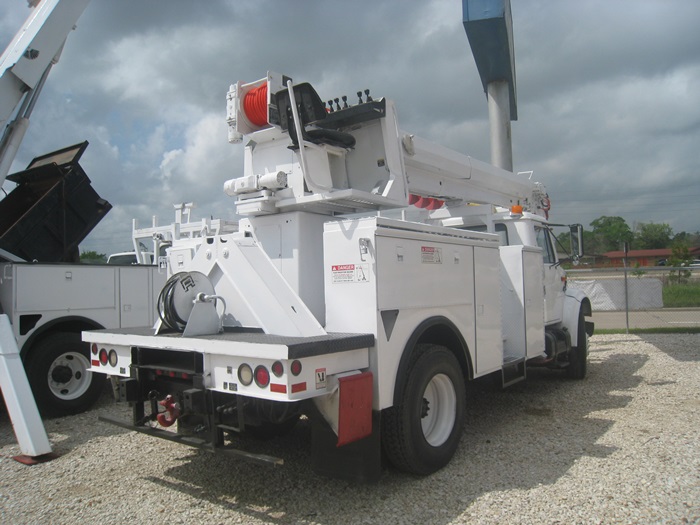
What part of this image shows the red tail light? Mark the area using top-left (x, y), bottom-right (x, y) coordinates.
top-left (99, 348), bottom-right (108, 366)
top-left (271, 361), bottom-right (284, 377)
top-left (254, 365), bottom-right (270, 388)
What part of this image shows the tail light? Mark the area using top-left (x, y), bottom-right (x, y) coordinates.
top-left (99, 348), bottom-right (108, 366)
top-left (254, 365), bottom-right (270, 388)
top-left (271, 361), bottom-right (284, 377)
top-left (238, 364), bottom-right (253, 386)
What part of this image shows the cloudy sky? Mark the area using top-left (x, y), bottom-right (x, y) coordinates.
top-left (1, 0), bottom-right (699, 254)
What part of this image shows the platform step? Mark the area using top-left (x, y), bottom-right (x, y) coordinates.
top-left (501, 358), bottom-right (526, 388)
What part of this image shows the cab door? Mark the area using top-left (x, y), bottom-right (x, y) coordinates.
top-left (535, 226), bottom-right (565, 324)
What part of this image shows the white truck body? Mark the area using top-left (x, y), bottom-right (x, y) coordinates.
top-left (0, 263), bottom-right (164, 348)
top-left (0, 261), bottom-right (166, 416)
top-left (84, 73), bottom-right (592, 480)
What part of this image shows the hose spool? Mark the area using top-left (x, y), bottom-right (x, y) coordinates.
top-left (157, 271), bottom-right (215, 332)
top-left (243, 83), bottom-right (268, 127)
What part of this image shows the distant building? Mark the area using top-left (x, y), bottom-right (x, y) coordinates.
top-left (603, 247), bottom-right (700, 267)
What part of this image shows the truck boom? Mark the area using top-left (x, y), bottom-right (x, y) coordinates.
top-left (0, 0), bottom-right (90, 185)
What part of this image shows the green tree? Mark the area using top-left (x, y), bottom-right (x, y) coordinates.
top-left (668, 242), bottom-right (692, 284)
top-left (80, 250), bottom-right (106, 263)
top-left (673, 231), bottom-right (700, 247)
top-left (635, 222), bottom-right (673, 249)
top-left (589, 216), bottom-right (633, 253)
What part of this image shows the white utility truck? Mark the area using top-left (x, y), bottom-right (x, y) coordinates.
top-left (84, 72), bottom-right (592, 480)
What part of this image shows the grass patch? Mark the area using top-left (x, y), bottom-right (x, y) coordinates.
top-left (663, 281), bottom-right (700, 307)
top-left (594, 327), bottom-right (700, 335)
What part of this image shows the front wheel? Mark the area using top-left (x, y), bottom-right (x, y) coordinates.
top-left (382, 344), bottom-right (466, 475)
top-left (25, 332), bottom-right (105, 417)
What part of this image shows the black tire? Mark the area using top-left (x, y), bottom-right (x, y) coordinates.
top-left (566, 309), bottom-right (589, 379)
top-left (382, 344), bottom-right (466, 475)
top-left (25, 332), bottom-right (105, 417)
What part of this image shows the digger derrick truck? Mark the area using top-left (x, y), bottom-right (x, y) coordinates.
top-left (84, 73), bottom-right (592, 480)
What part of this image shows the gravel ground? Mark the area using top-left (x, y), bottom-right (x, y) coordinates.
top-left (1, 334), bottom-right (699, 524)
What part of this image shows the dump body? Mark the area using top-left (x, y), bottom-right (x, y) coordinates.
top-left (0, 142), bottom-right (110, 262)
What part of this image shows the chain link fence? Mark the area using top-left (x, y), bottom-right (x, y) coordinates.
top-left (567, 267), bottom-right (700, 331)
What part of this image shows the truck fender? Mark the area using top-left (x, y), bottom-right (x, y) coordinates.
top-left (391, 316), bottom-right (471, 407)
top-left (20, 315), bottom-right (105, 359)
top-left (562, 290), bottom-right (591, 346)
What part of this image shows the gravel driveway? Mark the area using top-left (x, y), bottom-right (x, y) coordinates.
top-left (1, 334), bottom-right (698, 524)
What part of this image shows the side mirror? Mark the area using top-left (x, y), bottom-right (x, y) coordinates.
top-left (569, 224), bottom-right (584, 260)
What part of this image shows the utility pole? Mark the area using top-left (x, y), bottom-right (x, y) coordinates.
top-left (462, 0), bottom-right (517, 171)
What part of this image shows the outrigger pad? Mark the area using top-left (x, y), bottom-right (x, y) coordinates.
top-left (12, 452), bottom-right (60, 465)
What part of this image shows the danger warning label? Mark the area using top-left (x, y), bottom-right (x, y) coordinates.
top-left (421, 246), bottom-right (442, 264)
top-left (331, 264), bottom-right (370, 283)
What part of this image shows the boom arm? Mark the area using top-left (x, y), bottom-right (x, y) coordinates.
top-left (401, 132), bottom-right (534, 210)
top-left (223, 74), bottom-right (545, 217)
top-left (0, 0), bottom-right (90, 186)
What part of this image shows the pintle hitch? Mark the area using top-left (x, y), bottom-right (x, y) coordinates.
top-left (135, 391), bottom-right (181, 427)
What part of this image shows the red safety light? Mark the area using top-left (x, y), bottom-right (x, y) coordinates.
top-left (181, 372), bottom-right (189, 380)
top-left (254, 365), bottom-right (270, 388)
top-left (271, 361), bottom-right (284, 377)
top-left (426, 198), bottom-right (444, 210)
top-left (169, 371), bottom-right (176, 378)
top-left (99, 348), bottom-right (108, 366)
top-left (290, 360), bottom-right (302, 376)
top-left (156, 369), bottom-right (163, 376)
top-left (408, 194), bottom-right (445, 210)
top-left (91, 343), bottom-right (98, 355)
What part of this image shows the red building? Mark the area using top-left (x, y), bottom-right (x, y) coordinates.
top-left (603, 247), bottom-right (700, 267)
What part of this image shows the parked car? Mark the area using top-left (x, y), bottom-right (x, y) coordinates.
top-left (107, 251), bottom-right (153, 265)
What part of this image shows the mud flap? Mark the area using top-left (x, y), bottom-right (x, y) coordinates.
top-left (311, 410), bottom-right (382, 482)
top-left (337, 371), bottom-right (373, 446)
top-left (311, 371), bottom-right (381, 481)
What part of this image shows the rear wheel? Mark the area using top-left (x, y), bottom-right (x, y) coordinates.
top-left (566, 310), bottom-right (589, 379)
top-left (25, 332), bottom-right (105, 417)
top-left (382, 344), bottom-right (466, 475)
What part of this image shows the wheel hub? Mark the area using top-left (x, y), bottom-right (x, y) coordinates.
top-left (421, 397), bottom-right (430, 418)
top-left (51, 364), bottom-right (73, 384)
top-left (47, 351), bottom-right (92, 401)
top-left (420, 373), bottom-right (457, 447)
